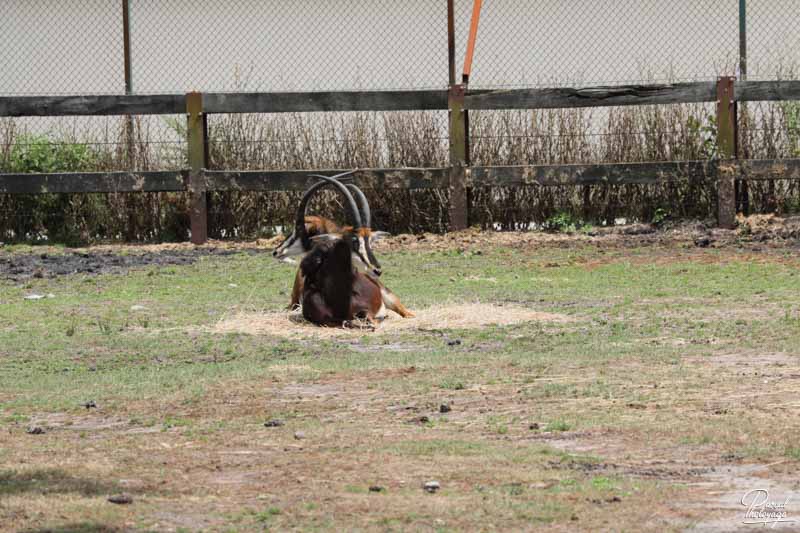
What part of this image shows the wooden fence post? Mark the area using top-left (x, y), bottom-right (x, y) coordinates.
top-left (448, 84), bottom-right (469, 231)
top-left (716, 77), bottom-right (737, 229)
top-left (187, 92), bottom-right (208, 244)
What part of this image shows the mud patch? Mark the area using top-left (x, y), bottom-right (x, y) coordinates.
top-left (0, 246), bottom-right (267, 281)
top-left (211, 303), bottom-right (572, 338)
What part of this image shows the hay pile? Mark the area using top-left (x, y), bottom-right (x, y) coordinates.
top-left (212, 303), bottom-right (571, 338)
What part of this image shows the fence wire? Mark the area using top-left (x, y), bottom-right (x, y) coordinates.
top-left (2, 1), bottom-right (799, 96)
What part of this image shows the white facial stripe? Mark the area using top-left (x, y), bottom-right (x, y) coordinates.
top-left (274, 234), bottom-right (307, 258)
top-left (358, 238), bottom-right (368, 264)
top-left (351, 238), bottom-right (371, 273)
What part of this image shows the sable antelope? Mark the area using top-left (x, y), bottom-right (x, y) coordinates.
top-left (274, 172), bottom-right (414, 318)
top-left (297, 177), bottom-right (384, 327)
top-left (273, 172), bottom-right (386, 276)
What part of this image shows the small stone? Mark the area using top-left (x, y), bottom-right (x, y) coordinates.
top-left (424, 481), bottom-right (440, 493)
top-left (694, 236), bottom-right (711, 247)
top-left (26, 426), bottom-right (45, 435)
top-left (369, 485), bottom-right (385, 493)
top-left (439, 404), bottom-right (451, 414)
top-left (264, 419), bottom-right (285, 428)
top-left (294, 431), bottom-right (305, 440)
top-left (130, 305), bottom-right (148, 312)
top-left (107, 494), bottom-right (133, 505)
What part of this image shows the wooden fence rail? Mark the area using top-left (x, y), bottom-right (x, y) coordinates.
top-left (3, 80), bottom-right (799, 117)
top-left (3, 160), bottom-right (799, 195)
top-left (1, 78), bottom-right (799, 242)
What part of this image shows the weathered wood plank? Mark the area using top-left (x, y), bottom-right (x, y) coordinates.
top-left (735, 80), bottom-right (800, 103)
top-left (3, 160), bottom-right (797, 196)
top-left (0, 95), bottom-right (185, 117)
top-left (203, 90), bottom-right (449, 114)
top-left (0, 171), bottom-right (187, 194)
top-left (2, 79), bottom-right (798, 119)
top-left (464, 82), bottom-right (717, 110)
top-left (187, 92), bottom-right (208, 244)
top-left (203, 168), bottom-right (450, 191)
top-left (716, 78), bottom-right (737, 229)
top-left (468, 161), bottom-right (716, 187)
top-left (448, 85), bottom-right (469, 230)
top-left (737, 158), bottom-right (800, 180)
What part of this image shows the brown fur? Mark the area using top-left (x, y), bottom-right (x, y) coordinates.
top-left (290, 272), bottom-right (413, 318)
top-left (304, 215), bottom-right (341, 235)
top-left (377, 282), bottom-right (415, 318)
top-left (300, 240), bottom-right (382, 327)
top-left (286, 216), bottom-right (414, 318)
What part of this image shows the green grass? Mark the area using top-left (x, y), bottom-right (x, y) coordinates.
top-left (1, 241), bottom-right (800, 531)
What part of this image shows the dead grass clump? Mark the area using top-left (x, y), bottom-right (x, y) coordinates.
top-left (212, 303), bottom-right (571, 339)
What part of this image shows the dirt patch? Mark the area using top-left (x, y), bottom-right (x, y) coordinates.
top-left (0, 246), bottom-right (268, 281)
top-left (3, 215), bottom-right (799, 281)
top-left (688, 464), bottom-right (800, 532)
top-left (211, 303), bottom-right (572, 338)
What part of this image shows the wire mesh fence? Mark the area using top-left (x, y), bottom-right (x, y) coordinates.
top-left (2, 1), bottom-right (800, 241)
top-left (2, 1), bottom-right (799, 96)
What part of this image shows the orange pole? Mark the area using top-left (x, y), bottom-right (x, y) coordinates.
top-left (462, 0), bottom-right (483, 84)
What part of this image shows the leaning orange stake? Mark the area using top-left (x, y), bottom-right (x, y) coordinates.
top-left (462, 0), bottom-right (483, 84)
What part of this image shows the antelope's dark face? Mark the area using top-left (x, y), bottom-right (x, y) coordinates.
top-left (273, 216), bottom-right (343, 263)
top-left (313, 228), bottom-right (388, 277)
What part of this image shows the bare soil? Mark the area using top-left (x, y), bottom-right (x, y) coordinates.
top-left (0, 245), bottom-right (267, 281)
top-left (3, 214), bottom-right (800, 281)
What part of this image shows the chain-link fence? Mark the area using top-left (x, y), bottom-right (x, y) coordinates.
top-left (2, 1), bottom-right (800, 241)
top-left (2, 1), bottom-right (799, 96)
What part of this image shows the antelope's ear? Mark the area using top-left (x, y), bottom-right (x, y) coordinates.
top-left (370, 231), bottom-right (391, 243)
top-left (310, 233), bottom-right (342, 243)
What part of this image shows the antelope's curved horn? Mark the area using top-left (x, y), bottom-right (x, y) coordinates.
top-left (345, 184), bottom-right (371, 228)
top-left (310, 169), bottom-right (370, 228)
top-left (295, 172), bottom-right (362, 244)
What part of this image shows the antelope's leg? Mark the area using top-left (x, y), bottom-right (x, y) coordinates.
top-left (289, 269), bottom-right (304, 310)
top-left (380, 284), bottom-right (415, 318)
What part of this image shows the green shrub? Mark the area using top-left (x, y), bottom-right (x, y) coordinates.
top-left (542, 211), bottom-right (583, 233)
top-left (9, 134), bottom-right (97, 173)
top-left (5, 135), bottom-right (101, 245)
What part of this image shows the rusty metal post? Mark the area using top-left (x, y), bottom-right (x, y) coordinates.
top-left (739, 0), bottom-right (747, 80)
top-left (716, 77), bottom-right (737, 229)
top-left (122, 0), bottom-right (133, 93)
top-left (448, 84), bottom-right (468, 231)
top-left (447, 0), bottom-right (456, 86)
top-left (187, 92), bottom-right (208, 244)
top-left (122, 0), bottom-right (135, 167)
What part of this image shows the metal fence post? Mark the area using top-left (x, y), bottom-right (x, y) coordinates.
top-left (737, 0), bottom-right (752, 214)
top-left (716, 77), bottom-right (737, 229)
top-left (739, 0), bottom-right (747, 80)
top-left (187, 92), bottom-right (208, 244)
top-left (122, 0), bottom-right (135, 165)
